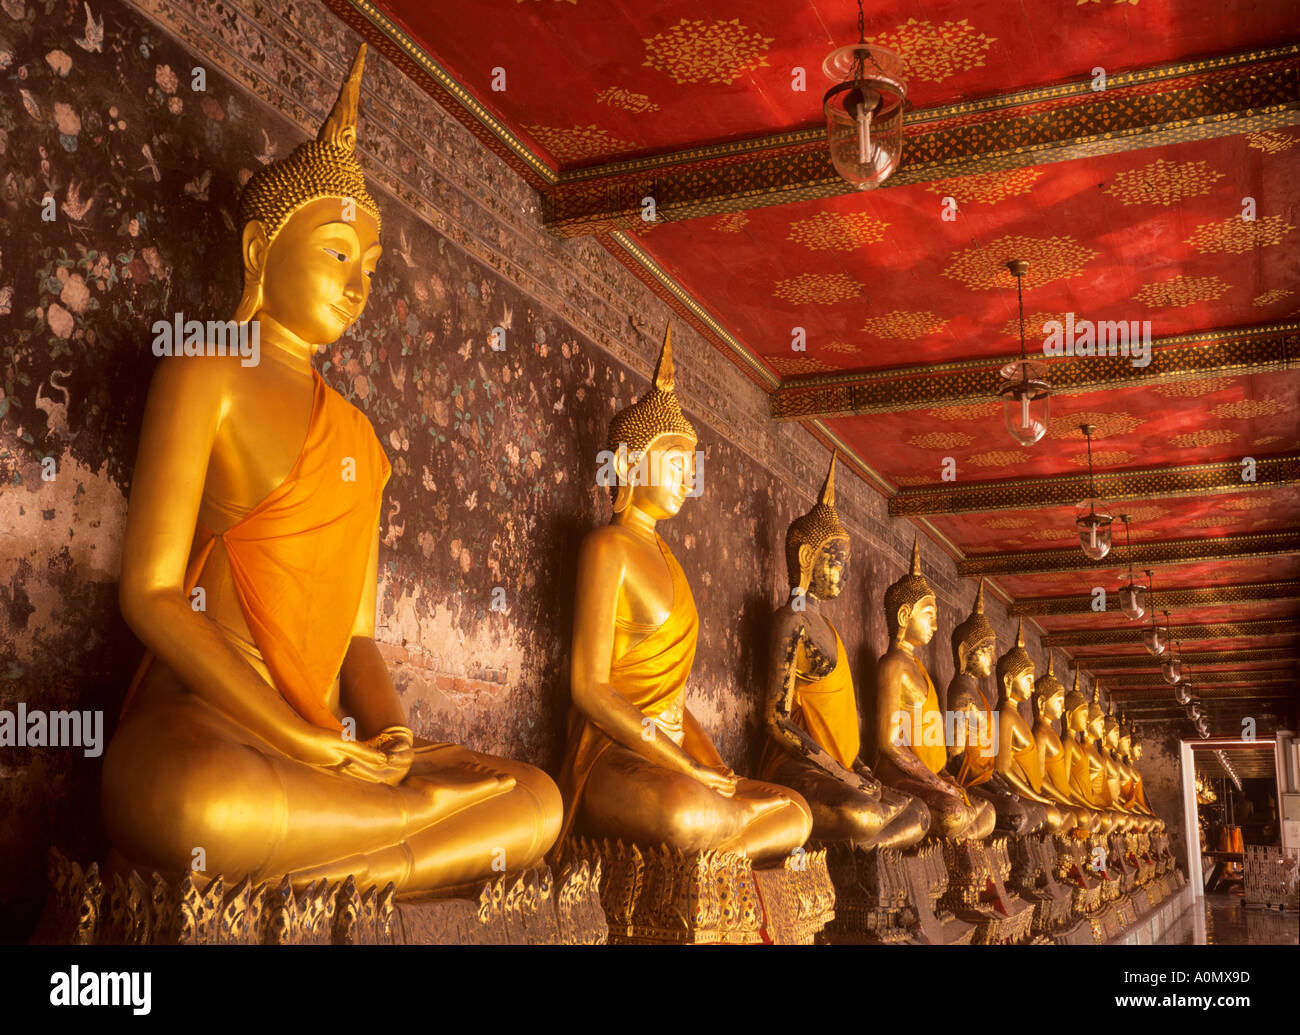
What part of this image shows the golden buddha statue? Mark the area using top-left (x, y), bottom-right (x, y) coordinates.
top-left (988, 620), bottom-right (1056, 834)
top-left (103, 45), bottom-right (563, 894)
top-left (871, 541), bottom-right (994, 842)
top-left (1116, 716), bottom-right (1154, 831)
top-left (758, 455), bottom-right (929, 850)
top-left (1101, 701), bottom-right (1136, 832)
top-left (556, 327), bottom-right (812, 863)
top-left (945, 588), bottom-right (1045, 834)
top-left (1031, 653), bottom-right (1093, 836)
top-left (1128, 732), bottom-right (1163, 832)
top-left (1062, 670), bottom-right (1110, 831)
top-left (1083, 682), bottom-right (1120, 834)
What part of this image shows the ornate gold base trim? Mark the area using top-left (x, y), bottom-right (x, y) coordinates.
top-left (566, 838), bottom-right (832, 945)
top-left (818, 844), bottom-right (915, 944)
top-left (941, 837), bottom-right (1037, 945)
top-left (899, 841), bottom-right (975, 945)
top-left (32, 848), bottom-right (606, 945)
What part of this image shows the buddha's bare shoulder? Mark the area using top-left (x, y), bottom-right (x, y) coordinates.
top-left (147, 354), bottom-right (241, 413)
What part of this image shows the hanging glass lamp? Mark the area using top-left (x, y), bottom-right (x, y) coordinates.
top-left (1117, 515), bottom-right (1146, 620)
top-left (1141, 570), bottom-right (1166, 655)
top-left (1161, 636), bottom-right (1184, 685)
top-left (1075, 423), bottom-right (1112, 559)
top-left (822, 0), bottom-right (906, 190)
top-left (995, 259), bottom-right (1051, 446)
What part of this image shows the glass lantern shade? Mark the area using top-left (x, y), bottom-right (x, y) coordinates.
top-left (997, 360), bottom-right (1051, 445)
top-left (1198, 725), bottom-right (1211, 739)
top-left (1118, 582), bottom-right (1146, 621)
top-left (1174, 684), bottom-right (1192, 705)
top-left (822, 44), bottom-right (905, 191)
top-left (1185, 700), bottom-right (1200, 719)
top-left (1142, 624), bottom-right (1166, 655)
top-left (1076, 501), bottom-right (1113, 560)
top-left (1162, 654), bottom-right (1184, 685)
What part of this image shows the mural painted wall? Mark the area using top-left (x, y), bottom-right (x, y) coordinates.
top-left (0, 0), bottom-right (1045, 939)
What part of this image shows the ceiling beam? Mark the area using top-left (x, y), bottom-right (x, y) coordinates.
top-left (1072, 648), bottom-right (1297, 670)
top-left (539, 48), bottom-right (1300, 236)
top-left (772, 323), bottom-right (1298, 422)
top-left (957, 530), bottom-right (1300, 577)
top-left (890, 454), bottom-right (1298, 517)
top-left (1089, 670), bottom-right (1296, 689)
top-left (1009, 579), bottom-right (1300, 616)
top-left (1042, 619), bottom-right (1299, 647)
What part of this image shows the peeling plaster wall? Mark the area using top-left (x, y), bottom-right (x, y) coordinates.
top-left (0, 0), bottom-right (1045, 939)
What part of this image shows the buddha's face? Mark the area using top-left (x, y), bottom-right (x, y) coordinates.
top-left (1088, 710), bottom-right (1105, 740)
top-left (1119, 735), bottom-right (1132, 760)
top-left (1133, 742), bottom-right (1143, 763)
top-left (1006, 666), bottom-right (1035, 703)
top-left (1066, 702), bottom-right (1088, 733)
top-left (1039, 688), bottom-right (1065, 722)
top-left (627, 434), bottom-right (698, 520)
top-left (256, 196), bottom-right (382, 346)
top-left (1105, 722), bottom-right (1120, 750)
top-left (809, 539), bottom-right (849, 600)
top-left (899, 594), bottom-right (937, 647)
top-left (964, 641), bottom-right (994, 678)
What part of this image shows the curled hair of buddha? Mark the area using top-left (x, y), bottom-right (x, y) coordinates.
top-left (606, 325), bottom-right (698, 511)
top-left (884, 538), bottom-right (934, 637)
top-left (786, 452), bottom-right (850, 593)
top-left (235, 43), bottom-right (381, 316)
top-left (951, 580), bottom-right (995, 671)
top-left (995, 617), bottom-right (1034, 694)
top-left (1088, 680), bottom-right (1105, 724)
top-left (1032, 650), bottom-right (1065, 721)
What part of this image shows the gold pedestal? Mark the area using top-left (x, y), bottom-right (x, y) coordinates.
top-left (566, 838), bottom-right (833, 945)
top-left (33, 848), bottom-right (606, 945)
top-left (818, 844), bottom-right (913, 944)
top-left (1007, 832), bottom-right (1086, 943)
top-left (899, 841), bottom-right (975, 944)
top-left (941, 837), bottom-right (1036, 944)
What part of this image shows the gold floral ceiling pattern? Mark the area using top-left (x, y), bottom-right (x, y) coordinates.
top-left (1048, 411), bottom-right (1145, 439)
top-left (860, 310), bottom-right (948, 339)
top-left (595, 86), bottom-right (659, 113)
top-left (1220, 496), bottom-right (1273, 510)
top-left (712, 212), bottom-right (750, 233)
top-left (969, 449), bottom-right (1033, 468)
top-left (908, 431), bottom-right (974, 449)
top-left (1132, 274), bottom-right (1232, 308)
top-left (1170, 429), bottom-right (1239, 448)
top-left (525, 123), bottom-right (637, 162)
top-left (768, 355), bottom-right (836, 376)
top-left (1001, 310), bottom-right (1066, 336)
top-left (1067, 449), bottom-right (1135, 467)
top-left (925, 167), bottom-right (1043, 206)
top-left (1252, 289), bottom-right (1293, 306)
top-left (1211, 398), bottom-right (1286, 419)
top-left (866, 17), bottom-right (996, 83)
top-left (928, 402), bottom-right (1000, 421)
top-left (1101, 158), bottom-right (1225, 207)
top-left (1152, 377), bottom-right (1235, 397)
top-left (1185, 214), bottom-right (1296, 255)
top-left (1246, 130), bottom-right (1299, 154)
top-left (641, 18), bottom-right (774, 85)
top-left (773, 271), bottom-right (861, 305)
top-left (786, 211), bottom-right (889, 251)
top-left (941, 234), bottom-right (1099, 290)
top-left (823, 341), bottom-right (859, 354)
top-left (983, 516), bottom-right (1033, 529)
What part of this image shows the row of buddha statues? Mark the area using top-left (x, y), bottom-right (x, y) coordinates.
top-left (92, 45), bottom-right (1176, 943)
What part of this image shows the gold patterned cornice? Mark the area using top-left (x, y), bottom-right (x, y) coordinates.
top-left (1103, 671), bottom-right (1296, 689)
top-left (540, 49), bottom-right (1300, 235)
top-left (890, 454), bottom-right (1299, 517)
top-left (1009, 579), bottom-right (1300, 615)
top-left (958, 530), bottom-right (1300, 577)
top-left (1072, 647), bottom-right (1296, 671)
top-left (772, 323), bottom-right (1299, 421)
top-left (1043, 619), bottom-right (1299, 647)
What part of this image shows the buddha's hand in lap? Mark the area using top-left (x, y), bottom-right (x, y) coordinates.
top-left (692, 762), bottom-right (738, 798)
top-left (850, 763), bottom-right (882, 798)
top-left (297, 726), bottom-right (412, 785)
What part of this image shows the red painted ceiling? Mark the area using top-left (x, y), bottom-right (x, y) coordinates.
top-left (368, 0), bottom-right (1300, 724)
top-left (381, 0), bottom-right (1300, 165)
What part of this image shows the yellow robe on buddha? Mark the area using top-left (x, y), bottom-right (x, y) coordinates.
top-left (911, 658), bottom-right (949, 776)
top-left (759, 627), bottom-right (859, 779)
top-left (120, 369), bottom-right (390, 731)
top-left (556, 535), bottom-right (698, 847)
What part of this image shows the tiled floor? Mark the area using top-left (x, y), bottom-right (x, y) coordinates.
top-left (1158, 892), bottom-right (1299, 945)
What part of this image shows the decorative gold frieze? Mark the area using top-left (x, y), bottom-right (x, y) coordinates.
top-left (1043, 618), bottom-right (1298, 647)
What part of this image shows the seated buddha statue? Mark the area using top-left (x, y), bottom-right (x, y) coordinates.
top-left (758, 454), bottom-right (929, 851)
top-left (988, 620), bottom-right (1055, 834)
top-left (945, 586), bottom-right (1045, 834)
top-left (1082, 683), bottom-right (1121, 834)
top-left (1115, 716), bottom-right (1155, 832)
top-left (556, 327), bottom-right (812, 863)
top-left (1031, 653), bottom-right (1093, 837)
top-left (1062, 670), bottom-right (1110, 832)
top-left (1103, 701), bottom-right (1140, 832)
top-left (1128, 732), bottom-right (1163, 832)
top-left (103, 45), bottom-right (563, 894)
top-left (870, 541), bottom-right (994, 842)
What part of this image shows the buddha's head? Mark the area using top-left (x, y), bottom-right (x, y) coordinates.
top-left (884, 539), bottom-right (937, 647)
top-left (1064, 669), bottom-right (1089, 734)
top-left (1131, 735), bottom-right (1144, 764)
top-left (233, 44), bottom-right (382, 345)
top-left (1033, 650), bottom-right (1066, 724)
top-left (786, 453), bottom-right (851, 599)
top-left (995, 618), bottom-right (1035, 703)
top-left (1103, 700), bottom-right (1121, 751)
top-left (606, 325), bottom-right (698, 520)
top-left (1118, 716), bottom-right (1134, 761)
top-left (951, 581), bottom-right (995, 678)
top-left (1087, 682), bottom-right (1106, 741)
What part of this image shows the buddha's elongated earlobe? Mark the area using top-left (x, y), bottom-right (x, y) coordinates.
top-left (233, 219), bottom-right (269, 324)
